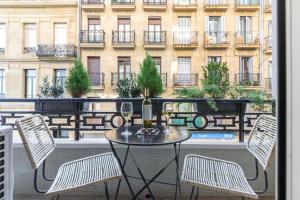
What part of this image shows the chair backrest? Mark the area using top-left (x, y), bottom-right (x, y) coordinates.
top-left (247, 115), bottom-right (277, 170)
top-left (16, 114), bottom-right (55, 169)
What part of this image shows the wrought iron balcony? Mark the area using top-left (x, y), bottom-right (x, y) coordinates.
top-left (111, 72), bottom-right (135, 87)
top-left (235, 32), bottom-right (260, 49)
top-left (234, 73), bottom-right (260, 86)
top-left (112, 31), bottom-right (135, 49)
top-left (144, 31), bottom-right (167, 49)
top-left (264, 0), bottom-right (272, 12)
top-left (24, 47), bottom-right (36, 54)
top-left (81, 0), bottom-right (105, 11)
top-left (173, 31), bottom-right (198, 49)
top-left (80, 30), bottom-right (105, 48)
top-left (89, 72), bottom-right (105, 88)
top-left (173, 73), bottom-right (198, 87)
top-left (143, 0), bottom-right (167, 10)
top-left (204, 31), bottom-right (229, 49)
top-left (173, 0), bottom-right (198, 11)
top-left (81, 0), bottom-right (104, 4)
top-left (0, 48), bottom-right (5, 54)
top-left (264, 36), bottom-right (272, 53)
top-left (161, 73), bottom-right (167, 87)
top-left (264, 78), bottom-right (272, 91)
top-left (111, 0), bottom-right (135, 10)
top-left (36, 44), bottom-right (77, 58)
top-left (203, 0), bottom-right (229, 11)
top-left (235, 0), bottom-right (260, 11)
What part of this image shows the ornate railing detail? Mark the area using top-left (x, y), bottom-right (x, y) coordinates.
top-left (173, 73), bottom-right (198, 87)
top-left (36, 44), bottom-right (77, 57)
top-left (81, 0), bottom-right (104, 4)
top-left (144, 31), bottom-right (166, 45)
top-left (24, 47), bottom-right (36, 54)
top-left (144, 0), bottom-right (167, 5)
top-left (111, 0), bottom-right (135, 5)
top-left (80, 30), bottom-right (105, 44)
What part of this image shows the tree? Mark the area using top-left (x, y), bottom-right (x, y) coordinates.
top-left (66, 59), bottom-right (91, 98)
top-left (39, 76), bottom-right (51, 98)
top-left (137, 54), bottom-right (163, 97)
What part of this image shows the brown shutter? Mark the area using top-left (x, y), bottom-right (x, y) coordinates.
top-left (148, 17), bottom-right (161, 25)
top-left (118, 17), bottom-right (130, 25)
top-left (87, 57), bottom-right (100, 86)
top-left (88, 18), bottom-right (100, 25)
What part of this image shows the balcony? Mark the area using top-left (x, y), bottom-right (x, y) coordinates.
top-left (173, 0), bottom-right (198, 11)
top-left (0, 48), bottom-right (5, 54)
top-left (143, 0), bottom-right (167, 11)
top-left (204, 31), bottom-right (229, 49)
top-left (234, 73), bottom-right (260, 86)
top-left (235, 0), bottom-right (260, 11)
top-left (90, 72), bottom-right (105, 89)
top-left (161, 73), bottom-right (168, 87)
top-left (264, 0), bottom-right (272, 12)
top-left (111, 0), bottom-right (136, 11)
top-left (203, 0), bottom-right (229, 11)
top-left (265, 77), bottom-right (272, 91)
top-left (80, 30), bottom-right (105, 49)
top-left (81, 0), bottom-right (105, 11)
top-left (111, 72), bottom-right (135, 88)
top-left (36, 44), bottom-right (77, 60)
top-left (112, 31), bottom-right (135, 49)
top-left (144, 31), bottom-right (167, 49)
top-left (23, 47), bottom-right (36, 54)
top-left (264, 36), bottom-right (272, 54)
top-left (173, 73), bottom-right (198, 87)
top-left (235, 32), bottom-right (260, 49)
top-left (173, 31), bottom-right (198, 49)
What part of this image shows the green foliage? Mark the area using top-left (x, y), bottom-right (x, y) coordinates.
top-left (117, 77), bottom-right (142, 98)
top-left (66, 59), bottom-right (91, 98)
top-left (50, 79), bottom-right (64, 98)
top-left (201, 62), bottom-right (230, 99)
top-left (39, 76), bottom-right (64, 98)
top-left (175, 87), bottom-right (204, 98)
top-left (137, 54), bottom-right (163, 97)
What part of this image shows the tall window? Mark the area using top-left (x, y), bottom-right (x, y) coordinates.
top-left (87, 57), bottom-right (101, 86)
top-left (55, 69), bottom-right (67, 88)
top-left (177, 17), bottom-right (191, 44)
top-left (178, 57), bottom-right (191, 85)
top-left (24, 23), bottom-right (37, 53)
top-left (148, 17), bottom-right (161, 43)
top-left (88, 18), bottom-right (101, 42)
top-left (118, 17), bottom-right (130, 42)
top-left (0, 69), bottom-right (5, 97)
top-left (237, 16), bottom-right (252, 43)
top-left (239, 57), bottom-right (253, 80)
top-left (0, 23), bottom-right (6, 54)
top-left (54, 23), bottom-right (67, 45)
top-left (152, 57), bottom-right (161, 73)
top-left (25, 69), bottom-right (36, 98)
top-left (208, 56), bottom-right (222, 64)
top-left (205, 16), bottom-right (225, 43)
top-left (118, 57), bottom-right (131, 80)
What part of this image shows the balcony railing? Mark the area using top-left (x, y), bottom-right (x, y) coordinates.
top-left (24, 47), bottom-right (36, 54)
top-left (144, 31), bottom-right (166, 47)
top-left (112, 31), bottom-right (135, 48)
top-left (173, 73), bottom-right (198, 87)
top-left (161, 73), bottom-right (167, 87)
top-left (111, 72), bottom-right (135, 87)
top-left (0, 48), bottom-right (5, 54)
top-left (143, 0), bottom-right (167, 5)
top-left (36, 44), bottom-right (77, 57)
top-left (81, 0), bottom-right (104, 4)
top-left (204, 31), bottom-right (229, 49)
top-left (264, 36), bottom-right (272, 53)
top-left (0, 98), bottom-right (275, 142)
top-left (80, 30), bottom-right (105, 44)
top-left (173, 0), bottom-right (198, 10)
top-left (89, 72), bottom-right (105, 87)
top-left (203, 0), bottom-right (229, 10)
top-left (173, 31), bottom-right (198, 49)
top-left (111, 0), bottom-right (135, 4)
top-left (234, 73), bottom-right (260, 86)
top-left (235, 32), bottom-right (260, 49)
top-left (264, 0), bottom-right (272, 12)
top-left (235, 0), bottom-right (260, 11)
top-left (264, 77), bottom-right (272, 91)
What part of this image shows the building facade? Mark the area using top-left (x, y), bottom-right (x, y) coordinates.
top-left (0, 0), bottom-right (272, 98)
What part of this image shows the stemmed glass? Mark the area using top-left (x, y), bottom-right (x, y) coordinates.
top-left (121, 102), bottom-right (133, 136)
top-left (162, 102), bottom-right (174, 133)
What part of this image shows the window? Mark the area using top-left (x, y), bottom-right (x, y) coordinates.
top-left (24, 23), bottom-right (37, 53)
top-left (178, 57), bottom-right (191, 85)
top-left (237, 16), bottom-right (252, 43)
top-left (88, 18), bottom-right (101, 42)
top-left (0, 69), bottom-right (5, 97)
top-left (148, 17), bottom-right (161, 43)
top-left (152, 57), bottom-right (161, 73)
top-left (118, 57), bottom-right (131, 80)
top-left (177, 16), bottom-right (191, 44)
top-left (54, 23), bottom-right (67, 45)
top-left (208, 56), bottom-right (222, 64)
top-left (0, 23), bottom-right (6, 53)
top-left (239, 56), bottom-right (253, 80)
top-left (55, 69), bottom-right (67, 88)
top-left (25, 69), bottom-right (36, 98)
top-left (87, 57), bottom-right (101, 86)
top-left (118, 17), bottom-right (131, 42)
top-left (205, 16), bottom-right (225, 44)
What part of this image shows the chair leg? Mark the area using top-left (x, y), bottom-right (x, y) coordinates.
top-left (56, 195), bottom-right (60, 200)
top-left (195, 187), bottom-right (199, 200)
top-left (189, 186), bottom-right (195, 200)
top-left (105, 182), bottom-right (110, 200)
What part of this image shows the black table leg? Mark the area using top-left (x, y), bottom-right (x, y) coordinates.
top-left (174, 143), bottom-right (182, 200)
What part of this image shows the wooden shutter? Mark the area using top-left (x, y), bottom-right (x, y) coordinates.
top-left (88, 57), bottom-right (101, 86)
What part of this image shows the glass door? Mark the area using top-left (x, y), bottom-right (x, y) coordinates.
top-left (118, 57), bottom-right (131, 80)
top-left (239, 16), bottom-right (252, 43)
top-left (178, 17), bottom-right (191, 44)
top-left (118, 18), bottom-right (130, 43)
top-left (178, 57), bottom-right (191, 85)
top-left (148, 17), bottom-right (161, 43)
top-left (88, 18), bottom-right (101, 42)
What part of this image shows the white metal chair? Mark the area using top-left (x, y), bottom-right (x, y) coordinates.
top-left (16, 114), bottom-right (122, 199)
top-left (181, 115), bottom-right (277, 199)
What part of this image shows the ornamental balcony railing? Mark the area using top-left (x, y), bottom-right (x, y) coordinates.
top-left (89, 72), bottom-right (105, 87)
top-left (203, 0), bottom-right (229, 10)
top-left (235, 0), bottom-right (260, 10)
top-left (112, 31), bottom-right (135, 47)
top-left (81, 0), bottom-right (104, 4)
top-left (24, 47), bottom-right (36, 54)
top-left (144, 31), bottom-right (167, 45)
top-left (80, 30), bottom-right (105, 44)
top-left (204, 31), bottom-right (229, 48)
top-left (36, 44), bottom-right (77, 57)
top-left (111, 0), bottom-right (135, 5)
top-left (143, 0), bottom-right (167, 5)
top-left (0, 48), bottom-right (5, 54)
top-left (173, 0), bottom-right (198, 10)
top-left (235, 32), bottom-right (260, 49)
top-left (173, 31), bottom-right (198, 49)
top-left (234, 73), bottom-right (260, 86)
top-left (0, 98), bottom-right (275, 142)
top-left (111, 72), bottom-right (135, 87)
top-left (264, 36), bottom-right (272, 53)
top-left (173, 73), bottom-right (198, 87)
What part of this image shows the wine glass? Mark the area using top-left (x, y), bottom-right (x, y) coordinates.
top-left (121, 102), bottom-right (133, 136)
top-left (162, 102), bottom-right (174, 133)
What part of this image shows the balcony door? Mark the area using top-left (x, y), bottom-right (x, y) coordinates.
top-left (118, 17), bottom-right (131, 42)
top-left (178, 57), bottom-right (191, 85)
top-left (206, 16), bottom-right (224, 43)
top-left (238, 16), bottom-right (252, 43)
top-left (24, 23), bottom-right (36, 52)
top-left (239, 57), bottom-right (253, 81)
top-left (25, 69), bottom-right (36, 98)
top-left (177, 17), bottom-right (191, 44)
top-left (148, 17), bottom-right (161, 43)
top-left (54, 23), bottom-right (67, 45)
top-left (118, 57), bottom-right (131, 80)
top-left (88, 57), bottom-right (101, 86)
top-left (88, 18), bottom-right (101, 42)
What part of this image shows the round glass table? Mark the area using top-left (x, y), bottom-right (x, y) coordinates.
top-left (105, 125), bottom-right (191, 200)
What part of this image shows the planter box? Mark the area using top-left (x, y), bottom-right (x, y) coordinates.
top-left (197, 100), bottom-right (245, 114)
top-left (35, 100), bottom-right (90, 113)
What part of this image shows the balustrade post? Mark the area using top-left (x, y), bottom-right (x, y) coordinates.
top-left (156, 99), bottom-right (163, 125)
top-left (74, 101), bottom-right (80, 141)
top-left (239, 101), bottom-right (246, 142)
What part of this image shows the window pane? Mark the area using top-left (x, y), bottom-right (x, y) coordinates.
top-left (55, 69), bottom-right (67, 88)
top-left (25, 69), bottom-right (36, 98)
top-left (0, 23), bottom-right (6, 48)
top-left (54, 23), bottom-right (67, 45)
top-left (24, 23), bottom-right (36, 48)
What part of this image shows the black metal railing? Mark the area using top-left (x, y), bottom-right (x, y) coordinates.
top-left (24, 47), bottom-right (36, 54)
top-left (143, 0), bottom-right (167, 5)
top-left (234, 73), bottom-right (260, 86)
top-left (161, 73), bottom-right (167, 87)
top-left (173, 31), bottom-right (198, 47)
top-left (112, 31), bottom-right (135, 45)
top-left (0, 48), bottom-right (5, 54)
top-left (265, 78), bottom-right (272, 90)
top-left (111, 0), bottom-right (135, 5)
top-left (80, 30), bottom-right (105, 44)
top-left (204, 31), bottom-right (229, 47)
top-left (144, 31), bottom-right (166, 45)
top-left (235, 32), bottom-right (260, 45)
top-left (89, 72), bottom-right (105, 87)
top-left (173, 73), bottom-right (198, 87)
top-left (173, 0), bottom-right (197, 6)
top-left (36, 44), bottom-right (77, 57)
top-left (81, 0), bottom-right (104, 4)
top-left (264, 36), bottom-right (272, 50)
top-left (0, 98), bottom-right (275, 142)
top-left (204, 0), bottom-right (229, 7)
top-left (111, 72), bottom-right (135, 87)
top-left (235, 0), bottom-right (260, 6)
